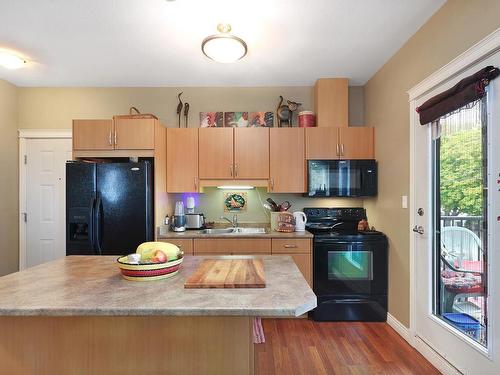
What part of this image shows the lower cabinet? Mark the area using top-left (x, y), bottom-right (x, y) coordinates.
top-left (160, 237), bottom-right (312, 287)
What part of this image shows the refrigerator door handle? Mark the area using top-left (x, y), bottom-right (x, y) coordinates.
top-left (88, 193), bottom-right (96, 252)
top-left (94, 194), bottom-right (103, 255)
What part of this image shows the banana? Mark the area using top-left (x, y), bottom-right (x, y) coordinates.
top-left (136, 242), bottom-right (182, 261)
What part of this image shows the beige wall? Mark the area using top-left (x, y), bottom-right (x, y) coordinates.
top-left (0, 79), bottom-right (19, 276)
top-left (364, 0), bottom-right (500, 327)
top-left (18, 86), bottom-right (363, 129)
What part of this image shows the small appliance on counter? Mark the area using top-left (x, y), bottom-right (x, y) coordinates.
top-left (305, 207), bottom-right (388, 322)
top-left (185, 213), bottom-right (205, 229)
top-left (293, 211), bottom-right (307, 231)
top-left (172, 201), bottom-right (186, 232)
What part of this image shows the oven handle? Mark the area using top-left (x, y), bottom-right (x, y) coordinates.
top-left (314, 239), bottom-right (364, 244)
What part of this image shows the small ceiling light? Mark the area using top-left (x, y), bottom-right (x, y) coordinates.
top-left (201, 23), bottom-right (247, 63)
top-left (0, 50), bottom-right (26, 69)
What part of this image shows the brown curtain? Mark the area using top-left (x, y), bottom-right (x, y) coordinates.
top-left (416, 65), bottom-right (499, 125)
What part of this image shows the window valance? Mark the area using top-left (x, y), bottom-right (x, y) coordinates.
top-left (416, 65), bottom-right (499, 125)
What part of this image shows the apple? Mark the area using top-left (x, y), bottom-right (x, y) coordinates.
top-left (151, 250), bottom-right (168, 263)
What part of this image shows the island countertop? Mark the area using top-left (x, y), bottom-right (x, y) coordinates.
top-left (0, 255), bottom-right (316, 317)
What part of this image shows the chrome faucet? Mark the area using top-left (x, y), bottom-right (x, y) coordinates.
top-left (220, 214), bottom-right (238, 227)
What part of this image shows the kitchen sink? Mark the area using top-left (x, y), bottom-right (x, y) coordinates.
top-left (198, 227), bottom-right (267, 235)
top-left (199, 228), bottom-right (235, 234)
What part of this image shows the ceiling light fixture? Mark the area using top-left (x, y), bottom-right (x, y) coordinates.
top-left (0, 50), bottom-right (26, 69)
top-left (201, 23), bottom-right (247, 63)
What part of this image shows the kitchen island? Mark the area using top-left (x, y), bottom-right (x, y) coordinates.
top-left (0, 255), bottom-right (316, 374)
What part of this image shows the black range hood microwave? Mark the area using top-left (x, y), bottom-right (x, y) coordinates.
top-left (307, 160), bottom-right (378, 198)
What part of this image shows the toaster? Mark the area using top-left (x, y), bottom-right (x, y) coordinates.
top-left (185, 213), bottom-right (205, 229)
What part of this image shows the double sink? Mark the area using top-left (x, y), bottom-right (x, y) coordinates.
top-left (198, 227), bottom-right (267, 235)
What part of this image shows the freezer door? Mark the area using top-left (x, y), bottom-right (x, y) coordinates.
top-left (96, 162), bottom-right (153, 255)
top-left (66, 162), bottom-right (97, 255)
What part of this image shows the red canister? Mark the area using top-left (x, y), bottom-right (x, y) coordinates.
top-left (298, 111), bottom-right (316, 127)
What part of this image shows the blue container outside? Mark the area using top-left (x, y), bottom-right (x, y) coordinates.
top-left (443, 313), bottom-right (481, 339)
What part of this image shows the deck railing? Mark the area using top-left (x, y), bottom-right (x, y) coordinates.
top-left (441, 215), bottom-right (483, 238)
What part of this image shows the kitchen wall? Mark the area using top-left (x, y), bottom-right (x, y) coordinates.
top-left (170, 188), bottom-right (363, 224)
top-left (363, 0), bottom-right (500, 327)
top-left (0, 79), bottom-right (19, 276)
top-left (18, 86), bottom-right (363, 129)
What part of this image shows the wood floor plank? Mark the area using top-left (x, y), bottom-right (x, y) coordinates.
top-left (255, 319), bottom-right (440, 375)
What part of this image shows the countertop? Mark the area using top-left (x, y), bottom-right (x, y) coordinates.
top-left (157, 224), bottom-right (313, 239)
top-left (0, 255), bottom-right (317, 317)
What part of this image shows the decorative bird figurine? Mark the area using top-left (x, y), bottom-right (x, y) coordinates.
top-left (176, 92), bottom-right (183, 128)
top-left (184, 102), bottom-right (190, 128)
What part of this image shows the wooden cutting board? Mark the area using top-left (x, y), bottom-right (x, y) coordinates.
top-left (184, 259), bottom-right (265, 289)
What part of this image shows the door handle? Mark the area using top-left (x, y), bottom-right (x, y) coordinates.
top-left (336, 144), bottom-right (340, 156)
top-left (412, 225), bottom-right (424, 235)
top-left (270, 178), bottom-right (274, 191)
top-left (108, 131), bottom-right (112, 146)
top-left (341, 144), bottom-right (344, 156)
top-left (194, 177), bottom-right (198, 192)
top-left (88, 194), bottom-right (96, 251)
top-left (114, 130), bottom-right (117, 146)
top-left (234, 164), bottom-right (238, 177)
top-left (95, 194), bottom-right (103, 255)
top-left (229, 165), bottom-right (233, 177)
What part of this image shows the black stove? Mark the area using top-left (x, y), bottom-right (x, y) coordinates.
top-left (304, 207), bottom-right (388, 322)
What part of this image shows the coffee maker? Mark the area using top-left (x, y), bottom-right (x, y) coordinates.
top-left (172, 201), bottom-right (186, 232)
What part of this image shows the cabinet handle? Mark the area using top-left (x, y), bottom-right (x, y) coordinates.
top-left (229, 165), bottom-right (233, 177)
top-left (108, 130), bottom-right (112, 146)
top-left (284, 244), bottom-right (298, 248)
top-left (270, 178), bottom-right (274, 191)
top-left (194, 177), bottom-right (198, 191)
top-left (341, 144), bottom-right (344, 156)
top-left (114, 130), bottom-right (117, 146)
top-left (336, 144), bottom-right (340, 156)
top-left (234, 164), bottom-right (238, 177)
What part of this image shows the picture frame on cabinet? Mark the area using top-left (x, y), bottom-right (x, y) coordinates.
top-left (200, 112), bottom-right (223, 127)
top-left (248, 112), bottom-right (274, 127)
top-left (224, 112), bottom-right (248, 127)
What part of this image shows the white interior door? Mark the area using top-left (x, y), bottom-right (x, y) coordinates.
top-left (413, 52), bottom-right (500, 374)
top-left (26, 138), bottom-right (72, 267)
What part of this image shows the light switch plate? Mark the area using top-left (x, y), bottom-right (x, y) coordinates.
top-left (402, 195), bottom-right (408, 209)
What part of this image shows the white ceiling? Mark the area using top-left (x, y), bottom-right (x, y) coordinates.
top-left (0, 0), bottom-right (445, 87)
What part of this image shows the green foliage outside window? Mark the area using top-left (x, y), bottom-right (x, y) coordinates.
top-left (440, 127), bottom-right (483, 216)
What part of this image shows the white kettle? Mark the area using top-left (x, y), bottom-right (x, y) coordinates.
top-left (293, 211), bottom-right (307, 232)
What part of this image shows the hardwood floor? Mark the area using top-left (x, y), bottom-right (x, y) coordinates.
top-left (255, 319), bottom-right (440, 375)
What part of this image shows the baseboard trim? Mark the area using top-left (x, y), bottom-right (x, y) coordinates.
top-left (414, 337), bottom-right (463, 375)
top-left (386, 313), bottom-right (463, 375)
top-left (386, 313), bottom-right (411, 343)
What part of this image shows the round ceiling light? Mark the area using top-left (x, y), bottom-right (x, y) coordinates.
top-left (201, 24), bottom-right (247, 63)
top-left (0, 50), bottom-right (26, 69)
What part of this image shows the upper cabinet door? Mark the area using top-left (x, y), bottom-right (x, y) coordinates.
top-left (167, 128), bottom-right (199, 193)
top-left (314, 78), bottom-right (348, 127)
top-left (114, 119), bottom-right (155, 150)
top-left (339, 127), bottom-right (375, 159)
top-left (199, 128), bottom-right (234, 179)
top-left (269, 128), bottom-right (305, 193)
top-left (234, 128), bottom-right (269, 179)
top-left (305, 128), bottom-right (340, 159)
top-left (73, 120), bottom-right (114, 150)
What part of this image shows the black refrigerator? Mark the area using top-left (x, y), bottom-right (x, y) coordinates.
top-left (66, 161), bottom-right (153, 256)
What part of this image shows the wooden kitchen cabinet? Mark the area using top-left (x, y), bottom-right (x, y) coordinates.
top-left (167, 128), bottom-right (199, 192)
top-left (314, 78), bottom-right (349, 127)
top-left (271, 238), bottom-right (312, 286)
top-left (199, 128), bottom-right (234, 179)
top-left (306, 127), bottom-right (374, 160)
top-left (269, 128), bottom-right (306, 193)
top-left (193, 238), bottom-right (272, 255)
top-left (159, 238), bottom-right (193, 255)
top-left (305, 127), bottom-right (340, 159)
top-left (234, 128), bottom-right (269, 179)
top-left (73, 120), bottom-right (114, 150)
top-left (113, 118), bottom-right (155, 150)
top-left (288, 253), bottom-right (312, 286)
top-left (339, 127), bottom-right (374, 159)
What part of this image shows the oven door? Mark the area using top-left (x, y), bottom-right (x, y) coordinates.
top-left (313, 238), bottom-right (388, 296)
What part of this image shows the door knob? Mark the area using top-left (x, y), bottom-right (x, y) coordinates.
top-left (412, 225), bottom-right (424, 235)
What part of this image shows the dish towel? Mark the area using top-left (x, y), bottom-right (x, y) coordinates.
top-left (253, 317), bottom-right (265, 344)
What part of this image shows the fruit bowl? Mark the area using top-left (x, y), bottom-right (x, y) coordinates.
top-left (117, 256), bottom-right (183, 281)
